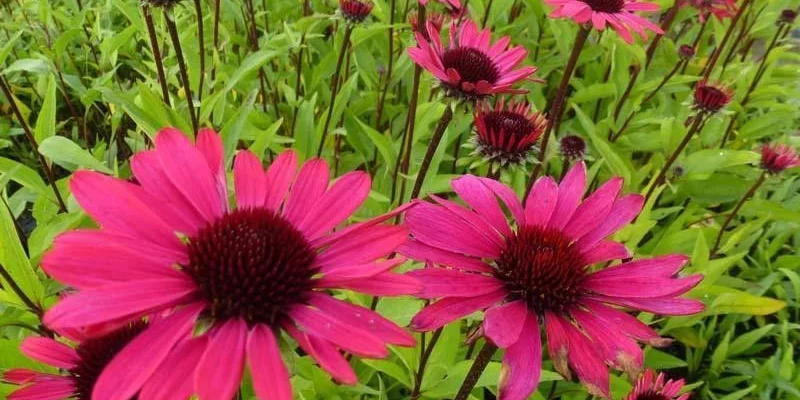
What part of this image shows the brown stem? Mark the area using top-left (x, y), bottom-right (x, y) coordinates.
top-left (0, 76), bottom-right (67, 212)
top-left (609, 107), bottom-right (635, 142)
top-left (317, 25), bottom-right (353, 157)
top-left (211, 0), bottom-right (222, 85)
top-left (374, 0), bottom-right (397, 131)
top-left (453, 342), bottom-right (498, 400)
top-left (710, 172), bottom-right (766, 256)
top-left (0, 261), bottom-right (43, 316)
top-left (393, 63), bottom-right (423, 203)
top-left (409, 328), bottom-right (443, 400)
top-left (143, 5), bottom-right (170, 105)
top-left (527, 26), bottom-right (590, 200)
top-left (410, 103), bottom-right (454, 200)
top-left (165, 11), bottom-right (199, 133)
top-left (640, 59), bottom-right (684, 105)
top-left (643, 113), bottom-right (706, 204)
top-left (481, 0), bottom-right (494, 27)
top-left (613, 68), bottom-right (639, 122)
top-left (192, 0), bottom-right (206, 102)
top-left (702, 0), bottom-right (752, 81)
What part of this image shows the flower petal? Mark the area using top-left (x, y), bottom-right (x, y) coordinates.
top-left (248, 324), bottom-right (292, 400)
top-left (195, 319), bottom-right (248, 400)
top-left (139, 336), bottom-right (208, 400)
top-left (498, 311), bottom-right (542, 400)
top-left (548, 162), bottom-right (586, 229)
top-left (296, 171), bottom-right (371, 241)
top-left (525, 176), bottom-right (558, 227)
top-left (291, 305), bottom-right (389, 358)
top-left (308, 293), bottom-right (415, 347)
top-left (484, 300), bottom-right (528, 349)
top-left (234, 150), bottom-right (268, 209)
top-left (264, 149), bottom-right (298, 212)
top-left (407, 268), bottom-right (504, 299)
top-left (20, 338), bottom-right (79, 369)
top-left (410, 290), bottom-right (506, 331)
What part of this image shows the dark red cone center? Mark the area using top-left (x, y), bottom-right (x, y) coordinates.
top-left (69, 322), bottom-right (147, 400)
top-left (580, 0), bottom-right (625, 13)
top-left (442, 47), bottom-right (500, 85)
top-left (495, 225), bottom-right (586, 314)
top-left (184, 208), bottom-right (317, 326)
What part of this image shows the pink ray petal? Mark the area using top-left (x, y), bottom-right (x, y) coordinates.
top-left (588, 254), bottom-right (689, 280)
top-left (195, 319), bottom-right (248, 400)
top-left (577, 194), bottom-right (644, 250)
top-left (93, 303), bottom-right (204, 400)
top-left (564, 322), bottom-right (610, 398)
top-left (291, 305), bottom-right (389, 358)
top-left (407, 268), bottom-right (504, 299)
top-left (498, 311), bottom-right (542, 400)
top-left (308, 293), bottom-right (415, 347)
top-left (399, 240), bottom-right (493, 273)
top-left (284, 324), bottom-right (357, 385)
top-left (452, 175), bottom-right (512, 238)
top-left (195, 128), bottom-right (228, 209)
top-left (315, 225), bottom-right (408, 270)
top-left (7, 378), bottom-right (76, 400)
top-left (581, 240), bottom-right (630, 265)
top-left (296, 171), bottom-right (371, 241)
top-left (548, 162), bottom-right (586, 229)
top-left (139, 336), bottom-right (208, 400)
top-left (233, 150), bottom-right (268, 209)
top-left (264, 149), bottom-right (298, 212)
top-left (564, 177), bottom-right (622, 240)
top-left (247, 325), bottom-right (293, 400)
top-left (525, 176), bottom-right (558, 227)
top-left (484, 300), bottom-right (528, 349)
top-left (316, 272), bottom-right (421, 296)
top-left (410, 290), bottom-right (505, 331)
top-left (20, 337), bottom-right (79, 369)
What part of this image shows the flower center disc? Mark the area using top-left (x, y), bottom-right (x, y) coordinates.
top-left (495, 225), bottom-right (586, 314)
top-left (580, 0), bottom-right (625, 12)
top-left (634, 392), bottom-right (671, 400)
top-left (484, 111), bottom-right (536, 143)
top-left (70, 322), bottom-right (147, 399)
top-left (184, 208), bottom-right (317, 326)
top-left (442, 47), bottom-right (500, 85)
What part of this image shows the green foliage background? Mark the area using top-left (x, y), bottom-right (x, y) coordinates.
top-left (0, 0), bottom-right (799, 398)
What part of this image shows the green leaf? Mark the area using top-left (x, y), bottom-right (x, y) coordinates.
top-left (38, 136), bottom-right (112, 173)
top-left (710, 330), bottom-right (730, 373)
top-left (0, 31), bottom-right (23, 67)
top-left (570, 83), bottom-right (617, 104)
top-left (0, 201), bottom-right (44, 308)
top-left (727, 324), bottom-right (774, 357)
top-left (2, 59), bottom-right (51, 75)
top-left (709, 290), bottom-right (786, 315)
top-left (645, 348), bottom-right (688, 369)
top-left (355, 116), bottom-right (395, 168)
top-left (34, 74), bottom-right (57, 143)
top-left (682, 149), bottom-right (759, 177)
top-left (0, 157), bottom-right (50, 197)
top-left (574, 104), bottom-right (632, 187)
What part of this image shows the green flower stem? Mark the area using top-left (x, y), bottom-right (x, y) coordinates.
top-left (711, 171), bottom-right (766, 256)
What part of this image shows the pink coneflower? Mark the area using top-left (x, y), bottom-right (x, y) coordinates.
top-left (407, 19), bottom-right (537, 99)
top-left (340, 0), bottom-right (374, 23)
top-left (624, 369), bottom-right (690, 400)
top-left (409, 10), bottom-right (447, 39)
top-left (3, 323), bottom-right (147, 400)
top-left (471, 98), bottom-right (547, 167)
top-left (693, 80), bottom-right (733, 114)
top-left (41, 128), bottom-right (419, 400)
top-left (760, 143), bottom-right (800, 174)
top-left (682, 0), bottom-right (737, 22)
top-left (544, 0), bottom-right (664, 44)
top-left (401, 163), bottom-right (704, 399)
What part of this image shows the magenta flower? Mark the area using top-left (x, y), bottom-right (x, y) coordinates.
top-left (4, 323), bottom-right (146, 400)
top-left (339, 0), bottom-right (374, 23)
top-left (401, 163), bottom-right (704, 399)
top-left (407, 19), bottom-right (537, 99)
top-left (693, 80), bottom-right (733, 114)
top-left (544, 0), bottom-right (664, 44)
top-left (472, 98), bottom-right (547, 167)
top-left (682, 0), bottom-right (737, 22)
top-left (41, 128), bottom-right (419, 400)
top-left (624, 369), bottom-right (690, 400)
top-left (760, 143), bottom-right (800, 174)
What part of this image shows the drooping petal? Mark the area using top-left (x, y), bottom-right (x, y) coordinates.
top-left (195, 319), bottom-right (248, 400)
top-left (498, 311), bottom-right (542, 400)
top-left (563, 322), bottom-right (610, 398)
top-left (284, 324), bottom-right (357, 385)
top-left (483, 300), bottom-right (528, 349)
top-left (247, 324), bottom-right (292, 400)
top-left (93, 303), bottom-right (204, 400)
top-left (139, 336), bottom-right (208, 400)
top-left (308, 293), bottom-right (415, 346)
top-left (291, 305), bottom-right (389, 358)
top-left (7, 378), bottom-right (77, 400)
top-left (410, 290), bottom-right (505, 331)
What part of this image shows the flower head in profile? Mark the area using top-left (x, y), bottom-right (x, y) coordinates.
top-left (3, 323), bottom-right (147, 400)
top-left (409, 10), bottom-right (447, 39)
top-left (42, 128), bottom-right (418, 400)
top-left (779, 9), bottom-right (798, 25)
top-left (560, 134), bottom-right (587, 161)
top-left (683, 0), bottom-right (737, 22)
top-left (340, 0), bottom-right (374, 23)
top-left (678, 45), bottom-right (696, 60)
top-left (408, 19), bottom-right (538, 99)
top-left (693, 80), bottom-right (733, 115)
top-left (401, 163), bottom-right (704, 400)
top-left (544, 0), bottom-right (663, 44)
top-left (760, 143), bottom-right (800, 174)
top-left (624, 369), bottom-right (691, 400)
top-left (469, 98), bottom-right (547, 168)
